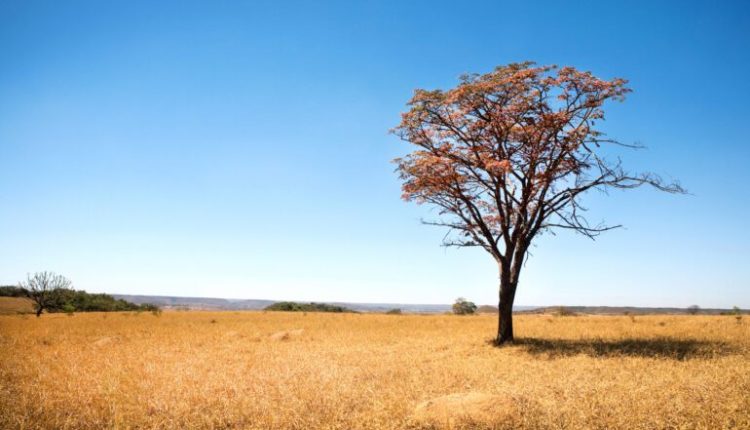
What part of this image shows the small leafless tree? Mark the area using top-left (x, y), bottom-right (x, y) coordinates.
top-left (687, 305), bottom-right (701, 315)
top-left (20, 271), bottom-right (72, 317)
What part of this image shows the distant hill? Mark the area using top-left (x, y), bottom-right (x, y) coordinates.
top-left (112, 294), bottom-right (276, 310)
top-left (477, 305), bottom-right (498, 313)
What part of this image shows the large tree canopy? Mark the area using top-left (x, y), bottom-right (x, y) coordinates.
top-left (393, 62), bottom-right (684, 343)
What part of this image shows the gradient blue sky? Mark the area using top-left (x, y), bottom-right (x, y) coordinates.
top-left (1, 1), bottom-right (748, 307)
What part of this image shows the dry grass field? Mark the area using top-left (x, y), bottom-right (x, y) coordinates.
top-left (0, 297), bottom-right (34, 315)
top-left (1, 311), bottom-right (748, 429)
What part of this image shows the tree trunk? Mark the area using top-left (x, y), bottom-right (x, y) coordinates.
top-left (496, 240), bottom-right (527, 344)
top-left (35, 306), bottom-right (43, 317)
top-left (497, 297), bottom-right (513, 344)
top-left (496, 269), bottom-right (517, 345)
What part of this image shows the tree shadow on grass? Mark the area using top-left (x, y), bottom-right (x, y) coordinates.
top-left (503, 337), bottom-right (736, 360)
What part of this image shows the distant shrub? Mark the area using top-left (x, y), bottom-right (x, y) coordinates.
top-left (386, 308), bottom-right (402, 315)
top-left (62, 303), bottom-right (75, 316)
top-left (733, 306), bottom-right (743, 323)
top-left (554, 306), bottom-right (577, 317)
top-left (687, 305), bottom-right (700, 315)
top-left (264, 302), bottom-right (355, 313)
top-left (452, 298), bottom-right (477, 315)
top-left (140, 303), bottom-right (160, 312)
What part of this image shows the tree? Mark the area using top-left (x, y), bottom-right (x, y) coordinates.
top-left (393, 62), bottom-right (684, 344)
top-left (687, 305), bottom-right (701, 315)
top-left (452, 297), bottom-right (477, 315)
top-left (20, 271), bottom-right (73, 317)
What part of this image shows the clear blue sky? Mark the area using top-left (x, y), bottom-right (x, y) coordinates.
top-left (1, 1), bottom-right (748, 308)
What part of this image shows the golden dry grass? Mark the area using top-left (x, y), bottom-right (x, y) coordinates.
top-left (0, 297), bottom-right (34, 315)
top-left (1, 311), bottom-right (748, 429)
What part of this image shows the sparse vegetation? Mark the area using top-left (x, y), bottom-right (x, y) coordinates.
top-left (6, 274), bottom-right (159, 316)
top-left (386, 308), bottom-right (402, 315)
top-left (264, 301), bottom-right (354, 313)
top-left (0, 312), bottom-right (747, 429)
top-left (554, 306), bottom-right (577, 317)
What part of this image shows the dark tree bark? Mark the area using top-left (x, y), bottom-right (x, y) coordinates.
top-left (497, 284), bottom-right (515, 344)
top-left (496, 254), bottom-right (522, 344)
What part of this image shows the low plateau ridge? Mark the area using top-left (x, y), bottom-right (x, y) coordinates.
top-left (113, 294), bottom-right (535, 313)
top-left (111, 294), bottom-right (742, 315)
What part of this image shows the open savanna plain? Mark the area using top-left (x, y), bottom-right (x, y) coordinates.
top-left (1, 311), bottom-right (748, 430)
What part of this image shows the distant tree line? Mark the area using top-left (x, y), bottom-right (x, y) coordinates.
top-left (264, 301), bottom-right (355, 313)
top-left (0, 286), bottom-right (27, 297)
top-left (2, 272), bottom-right (159, 316)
